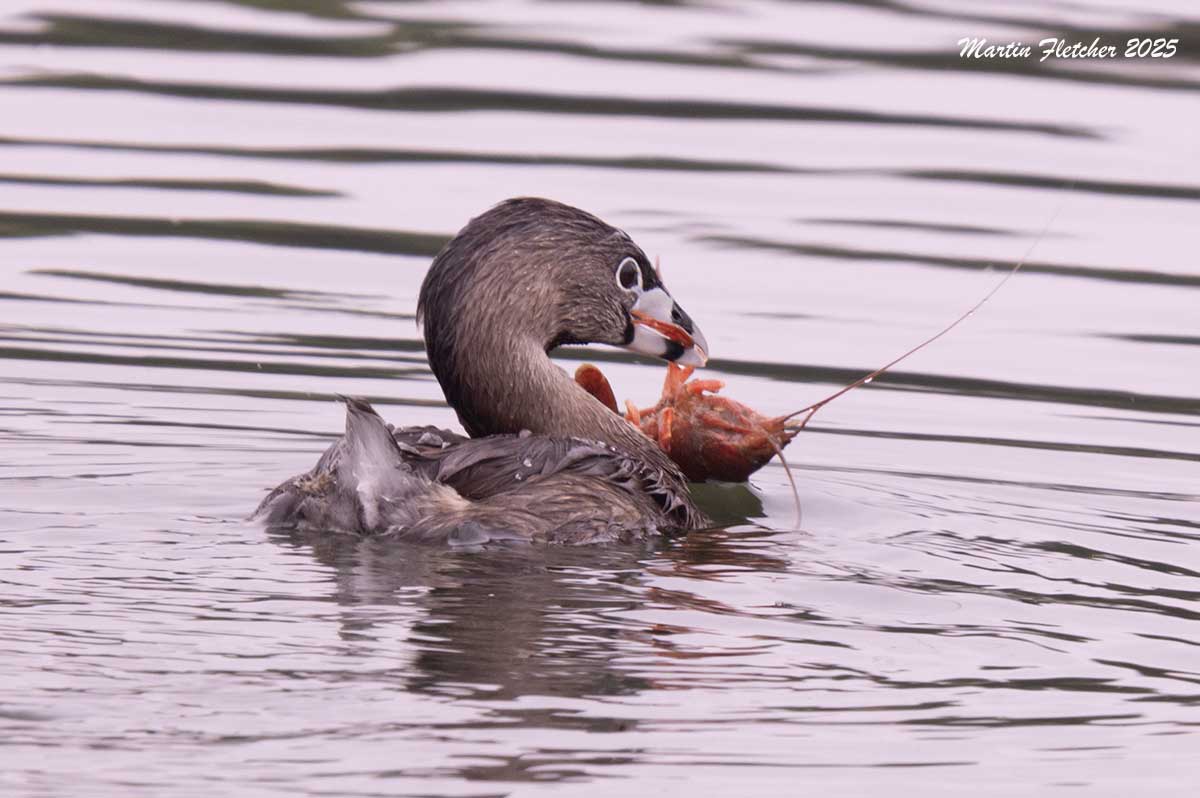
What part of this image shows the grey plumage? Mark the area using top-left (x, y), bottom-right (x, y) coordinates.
top-left (255, 398), bottom-right (674, 543)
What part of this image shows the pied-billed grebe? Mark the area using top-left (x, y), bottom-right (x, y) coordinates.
top-left (254, 198), bottom-right (710, 544)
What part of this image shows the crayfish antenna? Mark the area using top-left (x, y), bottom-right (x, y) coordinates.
top-left (779, 185), bottom-right (1072, 435)
top-left (760, 426), bottom-right (802, 532)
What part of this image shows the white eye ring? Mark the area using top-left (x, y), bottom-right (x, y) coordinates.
top-left (615, 257), bottom-right (641, 292)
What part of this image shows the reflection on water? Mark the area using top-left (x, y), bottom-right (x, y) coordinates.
top-left (1, 0), bottom-right (1198, 795)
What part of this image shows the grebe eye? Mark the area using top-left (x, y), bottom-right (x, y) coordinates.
top-left (616, 257), bottom-right (641, 291)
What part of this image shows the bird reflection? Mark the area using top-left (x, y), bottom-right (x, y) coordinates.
top-left (264, 498), bottom-right (790, 705)
top-left (268, 526), bottom-right (657, 702)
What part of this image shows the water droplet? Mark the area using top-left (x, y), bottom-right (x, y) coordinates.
top-left (522, 458), bottom-right (532, 468)
top-left (864, 376), bottom-right (874, 384)
top-left (515, 473), bottom-right (524, 481)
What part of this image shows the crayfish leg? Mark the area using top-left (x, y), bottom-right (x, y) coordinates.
top-left (662, 362), bottom-right (695, 400)
top-left (658, 407), bottom-right (675, 453)
top-left (685, 379), bottom-right (725, 396)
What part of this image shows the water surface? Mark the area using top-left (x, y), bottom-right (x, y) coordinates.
top-left (2, 1), bottom-right (1198, 795)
